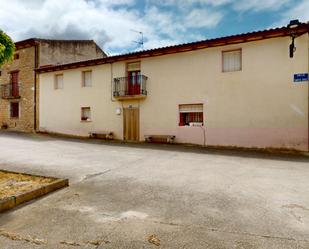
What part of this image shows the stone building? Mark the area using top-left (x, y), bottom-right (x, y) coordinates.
top-left (0, 38), bottom-right (106, 132)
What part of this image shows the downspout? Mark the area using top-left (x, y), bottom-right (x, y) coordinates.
top-left (307, 27), bottom-right (309, 152)
top-left (33, 43), bottom-right (39, 132)
top-left (110, 62), bottom-right (116, 102)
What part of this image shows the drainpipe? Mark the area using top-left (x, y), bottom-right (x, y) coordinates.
top-left (33, 43), bottom-right (39, 132)
top-left (110, 62), bottom-right (116, 102)
top-left (306, 23), bottom-right (309, 152)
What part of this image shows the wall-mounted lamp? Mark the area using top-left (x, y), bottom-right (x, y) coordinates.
top-left (115, 107), bottom-right (121, 115)
top-left (287, 19), bottom-right (301, 29)
top-left (287, 19), bottom-right (301, 58)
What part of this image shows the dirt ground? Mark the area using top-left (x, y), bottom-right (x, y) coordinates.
top-left (0, 171), bottom-right (54, 200)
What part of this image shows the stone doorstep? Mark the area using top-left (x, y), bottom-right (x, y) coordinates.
top-left (0, 173), bottom-right (69, 213)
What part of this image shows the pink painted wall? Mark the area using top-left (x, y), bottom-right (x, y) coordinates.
top-left (205, 127), bottom-right (308, 151)
top-left (143, 126), bottom-right (308, 151)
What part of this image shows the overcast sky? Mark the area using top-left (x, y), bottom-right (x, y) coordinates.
top-left (0, 0), bottom-right (308, 55)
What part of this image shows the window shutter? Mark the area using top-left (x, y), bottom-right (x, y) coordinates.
top-left (83, 71), bottom-right (92, 87)
top-left (222, 50), bottom-right (241, 72)
top-left (55, 74), bottom-right (63, 89)
top-left (179, 113), bottom-right (184, 126)
top-left (179, 104), bottom-right (203, 126)
top-left (179, 104), bottom-right (203, 113)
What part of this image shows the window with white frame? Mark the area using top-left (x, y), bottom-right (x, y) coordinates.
top-left (54, 74), bottom-right (63, 89)
top-left (81, 107), bottom-right (91, 121)
top-left (179, 104), bottom-right (203, 126)
top-left (222, 49), bottom-right (242, 72)
top-left (82, 71), bottom-right (92, 87)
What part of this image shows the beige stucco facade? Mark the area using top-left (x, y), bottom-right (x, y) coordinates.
top-left (39, 34), bottom-right (309, 151)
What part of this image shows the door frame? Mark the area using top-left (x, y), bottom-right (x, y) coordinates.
top-left (123, 107), bottom-right (140, 141)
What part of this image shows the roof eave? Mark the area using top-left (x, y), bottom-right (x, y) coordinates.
top-left (36, 23), bottom-right (309, 74)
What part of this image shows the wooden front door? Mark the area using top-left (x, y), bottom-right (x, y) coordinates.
top-left (123, 108), bottom-right (139, 141)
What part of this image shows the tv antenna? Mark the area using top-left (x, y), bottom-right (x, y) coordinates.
top-left (131, 29), bottom-right (144, 50)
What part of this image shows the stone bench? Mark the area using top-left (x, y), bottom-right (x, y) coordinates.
top-left (144, 135), bottom-right (176, 144)
top-left (89, 131), bottom-right (114, 140)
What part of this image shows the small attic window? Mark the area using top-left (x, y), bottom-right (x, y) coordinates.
top-left (13, 54), bottom-right (20, 60)
top-left (222, 49), bottom-right (242, 72)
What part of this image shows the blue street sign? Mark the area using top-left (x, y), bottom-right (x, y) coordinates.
top-left (294, 73), bottom-right (308, 82)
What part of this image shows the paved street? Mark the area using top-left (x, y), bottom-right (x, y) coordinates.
top-left (0, 132), bottom-right (308, 248)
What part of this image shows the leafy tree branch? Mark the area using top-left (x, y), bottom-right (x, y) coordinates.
top-left (0, 30), bottom-right (15, 67)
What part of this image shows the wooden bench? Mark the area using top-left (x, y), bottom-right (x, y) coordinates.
top-left (89, 131), bottom-right (114, 140)
top-left (144, 135), bottom-right (176, 144)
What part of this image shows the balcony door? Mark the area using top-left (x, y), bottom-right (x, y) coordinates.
top-left (128, 71), bottom-right (141, 95)
top-left (127, 61), bottom-right (141, 96)
top-left (11, 71), bottom-right (19, 97)
top-left (123, 108), bottom-right (139, 141)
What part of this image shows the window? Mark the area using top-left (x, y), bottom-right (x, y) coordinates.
top-left (54, 74), bottom-right (63, 89)
top-left (127, 61), bottom-right (140, 72)
top-left (10, 71), bottom-right (19, 97)
top-left (179, 104), bottom-right (203, 126)
top-left (81, 107), bottom-right (91, 121)
top-left (10, 102), bottom-right (19, 118)
top-left (13, 54), bottom-right (19, 60)
top-left (127, 62), bottom-right (141, 95)
top-left (222, 49), bottom-right (241, 72)
top-left (82, 71), bottom-right (92, 87)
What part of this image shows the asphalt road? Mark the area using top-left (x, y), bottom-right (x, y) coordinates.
top-left (0, 132), bottom-right (308, 248)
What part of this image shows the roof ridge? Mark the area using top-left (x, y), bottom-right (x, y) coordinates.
top-left (15, 38), bottom-right (96, 44)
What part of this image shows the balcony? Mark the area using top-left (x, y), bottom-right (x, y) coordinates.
top-left (1, 83), bottom-right (21, 99)
top-left (113, 75), bottom-right (148, 100)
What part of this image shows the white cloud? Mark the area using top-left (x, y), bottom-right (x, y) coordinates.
top-left (149, 0), bottom-right (291, 11)
top-left (278, 0), bottom-right (309, 24)
top-left (0, 0), bottom-right (224, 54)
top-left (95, 0), bottom-right (135, 5)
top-left (233, 0), bottom-right (291, 11)
top-left (0, 0), bottom-right (147, 53)
top-left (0, 0), bottom-right (297, 55)
top-left (151, 0), bottom-right (230, 7)
top-left (185, 9), bottom-right (223, 28)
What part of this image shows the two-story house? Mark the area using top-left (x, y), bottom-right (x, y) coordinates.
top-left (0, 38), bottom-right (106, 132)
top-left (37, 21), bottom-right (309, 151)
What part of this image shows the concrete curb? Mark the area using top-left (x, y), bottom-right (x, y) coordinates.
top-left (0, 173), bottom-right (69, 213)
top-left (36, 131), bottom-right (309, 156)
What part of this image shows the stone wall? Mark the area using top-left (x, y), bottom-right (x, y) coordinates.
top-left (0, 46), bottom-right (35, 132)
top-left (39, 40), bottom-right (106, 66)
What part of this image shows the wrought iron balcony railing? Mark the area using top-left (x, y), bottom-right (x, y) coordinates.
top-left (113, 75), bottom-right (147, 99)
top-left (1, 83), bottom-right (21, 99)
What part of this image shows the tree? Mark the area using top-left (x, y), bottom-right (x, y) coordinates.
top-left (0, 30), bottom-right (15, 67)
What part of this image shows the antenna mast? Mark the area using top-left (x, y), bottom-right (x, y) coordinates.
top-left (131, 29), bottom-right (144, 50)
